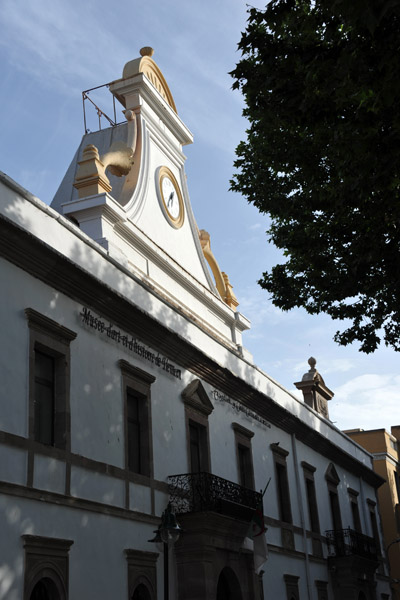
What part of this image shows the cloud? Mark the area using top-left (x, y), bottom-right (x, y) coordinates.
top-left (335, 373), bottom-right (400, 400)
top-left (291, 358), bottom-right (355, 377)
top-left (0, 0), bottom-right (248, 156)
top-left (329, 373), bottom-right (400, 431)
top-left (248, 223), bottom-right (263, 231)
top-left (238, 291), bottom-right (295, 328)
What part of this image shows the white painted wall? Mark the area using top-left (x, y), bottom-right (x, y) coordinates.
top-left (0, 494), bottom-right (160, 600)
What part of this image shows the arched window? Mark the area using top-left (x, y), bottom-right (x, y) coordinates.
top-left (132, 583), bottom-right (151, 600)
top-left (29, 577), bottom-right (60, 600)
top-left (125, 549), bottom-right (158, 600)
top-left (216, 567), bottom-right (242, 600)
top-left (23, 535), bottom-right (72, 600)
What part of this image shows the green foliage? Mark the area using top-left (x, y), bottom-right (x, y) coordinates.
top-left (231, 0), bottom-right (400, 352)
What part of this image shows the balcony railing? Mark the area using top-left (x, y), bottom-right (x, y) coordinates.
top-left (326, 528), bottom-right (378, 561)
top-left (168, 472), bottom-right (262, 521)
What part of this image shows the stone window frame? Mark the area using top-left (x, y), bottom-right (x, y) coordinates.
top-left (119, 360), bottom-right (156, 481)
top-left (232, 423), bottom-right (255, 490)
top-left (25, 308), bottom-right (77, 453)
top-left (125, 549), bottom-right (159, 600)
top-left (302, 462), bottom-right (320, 534)
top-left (348, 488), bottom-right (362, 532)
top-left (22, 534), bottom-right (73, 600)
top-left (302, 461), bottom-right (322, 557)
top-left (271, 443), bottom-right (294, 551)
top-left (284, 574), bottom-right (300, 600)
top-left (315, 580), bottom-right (328, 600)
top-left (181, 379), bottom-right (213, 473)
top-left (325, 463), bottom-right (342, 531)
top-left (366, 498), bottom-right (382, 555)
top-left (271, 443), bottom-right (292, 524)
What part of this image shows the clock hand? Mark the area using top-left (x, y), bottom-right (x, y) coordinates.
top-left (167, 191), bottom-right (175, 208)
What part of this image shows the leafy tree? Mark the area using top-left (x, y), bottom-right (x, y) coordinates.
top-left (231, 0), bottom-right (400, 352)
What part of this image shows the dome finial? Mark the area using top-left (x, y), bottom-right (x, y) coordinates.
top-left (140, 47), bottom-right (154, 57)
top-left (308, 356), bottom-right (317, 370)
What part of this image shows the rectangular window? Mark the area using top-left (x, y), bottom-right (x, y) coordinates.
top-left (329, 490), bottom-right (342, 531)
top-left (368, 501), bottom-right (381, 555)
top-left (238, 444), bottom-right (252, 488)
top-left (276, 461), bottom-right (292, 523)
top-left (271, 444), bottom-right (292, 524)
top-left (315, 580), bottom-right (328, 600)
top-left (305, 477), bottom-right (320, 533)
top-left (34, 350), bottom-right (56, 445)
top-left (127, 389), bottom-right (143, 474)
top-left (348, 490), bottom-right (362, 532)
top-left (119, 360), bottom-right (155, 479)
top-left (284, 574), bottom-right (300, 600)
top-left (302, 462), bottom-right (321, 555)
top-left (189, 420), bottom-right (209, 473)
top-left (26, 308), bottom-right (76, 451)
top-left (351, 500), bottom-right (362, 532)
top-left (233, 423), bottom-right (255, 489)
top-left (271, 444), bottom-right (294, 550)
top-left (182, 379), bottom-right (213, 475)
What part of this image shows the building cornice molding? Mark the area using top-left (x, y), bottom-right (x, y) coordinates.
top-left (232, 423), bottom-right (254, 439)
top-left (373, 452), bottom-right (399, 467)
top-left (25, 308), bottom-right (77, 343)
top-left (301, 461), bottom-right (316, 474)
top-left (118, 359), bottom-right (157, 384)
top-left (270, 443), bottom-right (289, 458)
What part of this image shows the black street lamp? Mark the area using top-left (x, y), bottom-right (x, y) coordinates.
top-left (387, 537), bottom-right (400, 554)
top-left (149, 503), bottom-right (182, 600)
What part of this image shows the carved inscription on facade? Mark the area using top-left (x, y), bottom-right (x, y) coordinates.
top-left (80, 307), bottom-right (182, 379)
top-left (211, 389), bottom-right (271, 428)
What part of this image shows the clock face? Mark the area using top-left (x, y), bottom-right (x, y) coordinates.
top-left (157, 167), bottom-right (184, 228)
top-left (162, 176), bottom-right (180, 220)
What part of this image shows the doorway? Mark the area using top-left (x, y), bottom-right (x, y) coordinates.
top-left (216, 567), bottom-right (242, 600)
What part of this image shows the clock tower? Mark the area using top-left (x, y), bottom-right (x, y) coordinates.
top-left (52, 48), bottom-right (251, 356)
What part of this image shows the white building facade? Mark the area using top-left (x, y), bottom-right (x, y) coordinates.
top-left (0, 49), bottom-right (392, 600)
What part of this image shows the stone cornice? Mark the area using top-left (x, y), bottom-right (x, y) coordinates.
top-left (118, 359), bottom-right (157, 384)
top-left (373, 452), bottom-right (399, 467)
top-left (232, 423), bottom-right (254, 439)
top-left (25, 307), bottom-right (77, 342)
top-left (0, 212), bottom-right (384, 489)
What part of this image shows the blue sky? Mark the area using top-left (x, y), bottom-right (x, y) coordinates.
top-left (1, 0), bottom-right (398, 432)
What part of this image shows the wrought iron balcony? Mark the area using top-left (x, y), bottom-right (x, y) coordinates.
top-left (326, 528), bottom-right (378, 561)
top-left (168, 472), bottom-right (262, 522)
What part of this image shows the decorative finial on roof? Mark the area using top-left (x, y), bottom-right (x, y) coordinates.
top-left (119, 47), bottom-right (177, 113)
top-left (140, 47), bottom-right (154, 57)
top-left (73, 144), bottom-right (112, 198)
top-left (294, 356), bottom-right (334, 420)
top-left (301, 357), bottom-right (319, 382)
